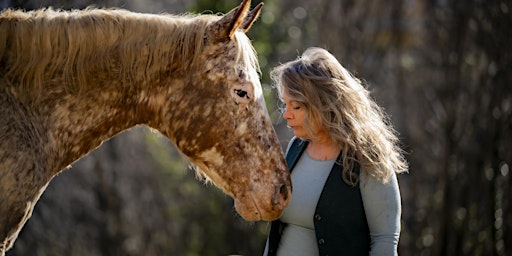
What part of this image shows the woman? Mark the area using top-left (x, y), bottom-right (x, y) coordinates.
top-left (263, 47), bottom-right (408, 256)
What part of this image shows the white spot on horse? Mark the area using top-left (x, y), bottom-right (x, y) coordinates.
top-left (203, 105), bottom-right (212, 117)
top-left (199, 147), bottom-right (224, 167)
top-left (236, 122), bottom-right (248, 135)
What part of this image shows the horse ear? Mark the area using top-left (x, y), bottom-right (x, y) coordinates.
top-left (208, 0), bottom-right (253, 41)
top-left (241, 2), bottom-right (263, 32)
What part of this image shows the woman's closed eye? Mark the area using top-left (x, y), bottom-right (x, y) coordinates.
top-left (282, 104), bottom-right (301, 111)
top-left (281, 98), bottom-right (304, 112)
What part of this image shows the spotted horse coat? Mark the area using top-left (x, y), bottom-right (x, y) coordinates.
top-left (0, 0), bottom-right (291, 254)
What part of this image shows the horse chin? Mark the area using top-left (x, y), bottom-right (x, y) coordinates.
top-left (233, 195), bottom-right (284, 222)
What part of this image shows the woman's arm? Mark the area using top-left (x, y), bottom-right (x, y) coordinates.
top-left (360, 171), bottom-right (402, 256)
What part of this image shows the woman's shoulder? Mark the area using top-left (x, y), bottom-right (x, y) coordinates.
top-left (359, 167), bottom-right (399, 189)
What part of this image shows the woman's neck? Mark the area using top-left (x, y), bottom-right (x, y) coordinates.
top-left (306, 137), bottom-right (342, 161)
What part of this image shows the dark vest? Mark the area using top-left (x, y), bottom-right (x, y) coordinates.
top-left (267, 138), bottom-right (370, 256)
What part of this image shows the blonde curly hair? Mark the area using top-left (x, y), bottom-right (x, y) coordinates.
top-left (272, 47), bottom-right (408, 185)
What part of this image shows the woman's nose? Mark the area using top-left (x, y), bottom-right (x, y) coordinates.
top-left (282, 107), bottom-right (292, 120)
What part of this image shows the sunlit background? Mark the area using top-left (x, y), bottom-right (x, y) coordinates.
top-left (2, 0), bottom-right (510, 255)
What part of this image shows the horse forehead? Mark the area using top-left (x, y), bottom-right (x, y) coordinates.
top-left (201, 42), bottom-right (258, 80)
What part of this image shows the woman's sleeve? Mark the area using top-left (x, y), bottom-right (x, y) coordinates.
top-left (360, 171), bottom-right (402, 256)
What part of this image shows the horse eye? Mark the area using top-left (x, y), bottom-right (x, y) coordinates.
top-left (234, 89), bottom-right (249, 99)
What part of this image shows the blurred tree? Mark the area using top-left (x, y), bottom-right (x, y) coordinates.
top-left (420, 1), bottom-right (511, 255)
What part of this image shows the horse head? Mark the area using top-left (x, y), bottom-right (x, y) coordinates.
top-left (152, 0), bottom-right (291, 221)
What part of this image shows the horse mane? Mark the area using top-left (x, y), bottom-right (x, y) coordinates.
top-left (0, 7), bottom-right (259, 105)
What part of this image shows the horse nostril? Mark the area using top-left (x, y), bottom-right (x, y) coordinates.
top-left (272, 183), bottom-right (290, 206)
top-left (279, 184), bottom-right (289, 201)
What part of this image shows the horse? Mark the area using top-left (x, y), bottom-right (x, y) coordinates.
top-left (0, 0), bottom-right (292, 254)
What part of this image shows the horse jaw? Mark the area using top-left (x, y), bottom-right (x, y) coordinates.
top-left (191, 158), bottom-right (290, 221)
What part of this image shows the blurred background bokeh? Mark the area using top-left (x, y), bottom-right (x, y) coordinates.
top-left (1, 0), bottom-right (510, 255)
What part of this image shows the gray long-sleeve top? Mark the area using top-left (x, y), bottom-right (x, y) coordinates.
top-left (264, 144), bottom-right (401, 256)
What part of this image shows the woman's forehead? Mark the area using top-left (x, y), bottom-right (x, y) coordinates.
top-left (282, 95), bottom-right (303, 106)
top-left (282, 93), bottom-right (294, 103)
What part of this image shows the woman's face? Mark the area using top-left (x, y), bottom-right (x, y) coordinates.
top-left (282, 91), bottom-right (330, 142)
top-left (282, 92), bottom-right (309, 139)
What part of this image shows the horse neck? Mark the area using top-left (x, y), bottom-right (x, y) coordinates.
top-left (37, 85), bottom-right (143, 173)
top-left (0, 64), bottom-right (190, 214)
top-left (11, 11), bottom-right (205, 174)
top-left (39, 72), bottom-right (187, 175)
